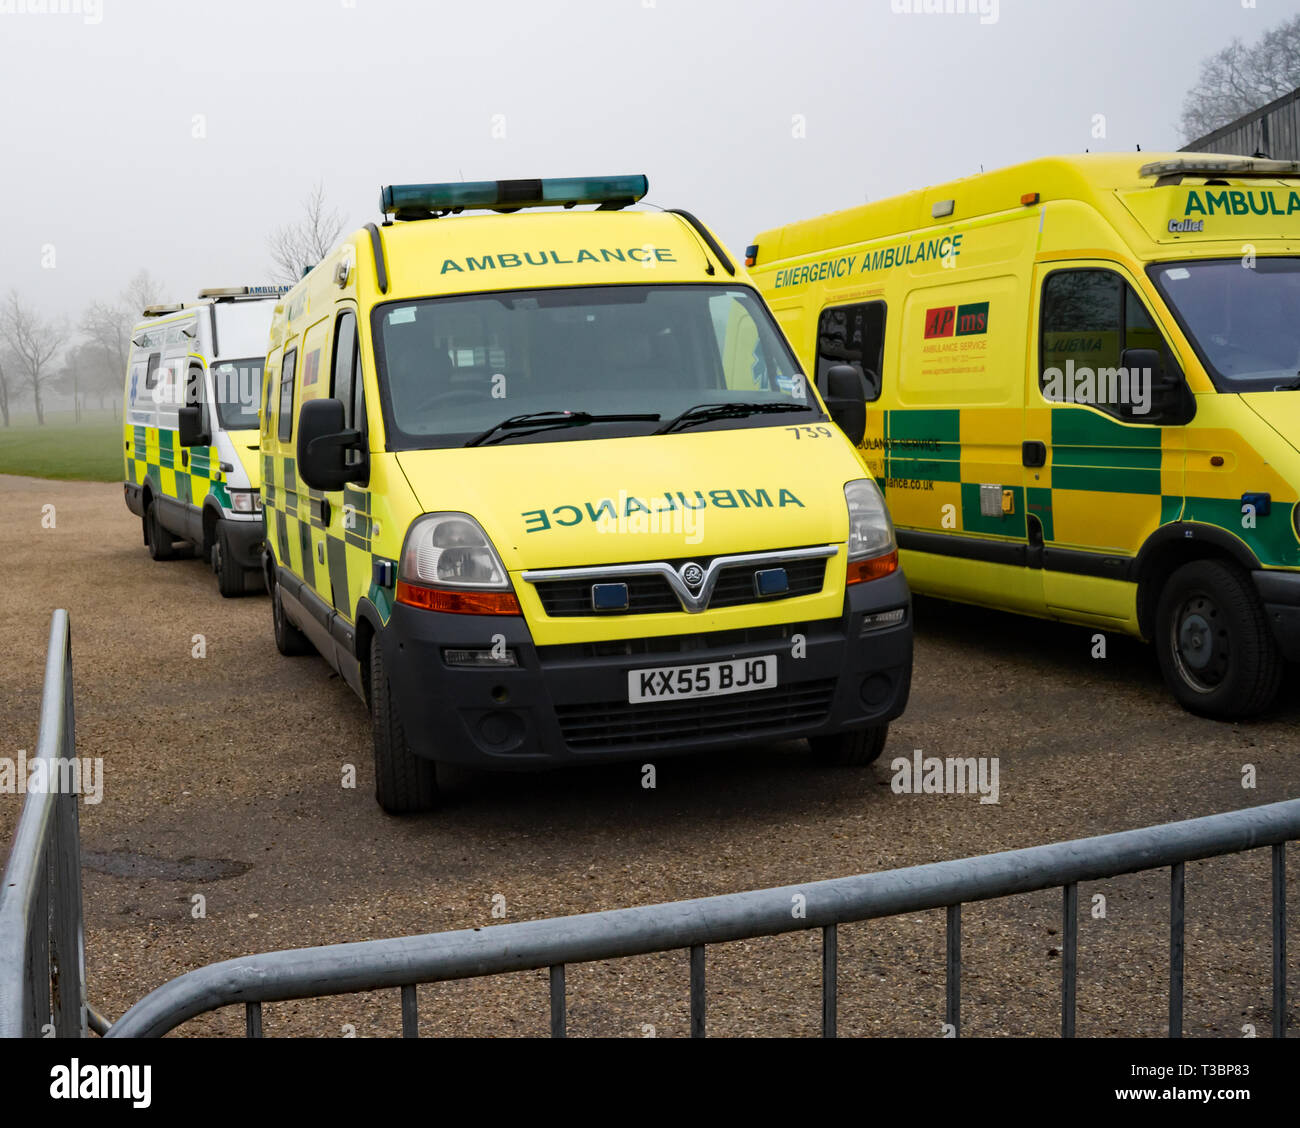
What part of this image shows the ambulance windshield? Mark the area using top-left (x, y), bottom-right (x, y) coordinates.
top-left (210, 357), bottom-right (265, 430)
top-left (1152, 257), bottom-right (1300, 391)
top-left (371, 284), bottom-right (818, 449)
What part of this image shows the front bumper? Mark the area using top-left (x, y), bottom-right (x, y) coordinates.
top-left (380, 570), bottom-right (913, 769)
top-left (1253, 569), bottom-right (1300, 662)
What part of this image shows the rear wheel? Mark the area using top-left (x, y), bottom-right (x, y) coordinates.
top-left (271, 573), bottom-right (313, 656)
top-left (145, 499), bottom-right (176, 560)
top-left (809, 724), bottom-right (889, 767)
top-left (1155, 559), bottom-right (1282, 719)
top-left (370, 642), bottom-right (439, 814)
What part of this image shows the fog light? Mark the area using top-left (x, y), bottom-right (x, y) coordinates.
top-left (860, 608), bottom-right (906, 635)
top-left (443, 648), bottom-right (518, 668)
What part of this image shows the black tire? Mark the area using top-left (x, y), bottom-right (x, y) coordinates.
top-left (370, 642), bottom-right (439, 814)
top-left (145, 499), bottom-right (176, 560)
top-left (213, 523), bottom-right (245, 599)
top-left (809, 724), bottom-right (889, 767)
top-left (1155, 559), bottom-right (1283, 719)
top-left (271, 573), bottom-right (313, 656)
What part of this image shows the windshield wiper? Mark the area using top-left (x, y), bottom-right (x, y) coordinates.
top-left (654, 401), bottom-right (811, 435)
top-left (464, 410), bottom-right (660, 447)
top-left (1272, 376), bottom-right (1300, 391)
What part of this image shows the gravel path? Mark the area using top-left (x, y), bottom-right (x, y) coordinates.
top-left (1, 473), bottom-right (1296, 1037)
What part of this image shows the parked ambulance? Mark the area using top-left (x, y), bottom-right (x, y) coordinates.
top-left (260, 174), bottom-right (912, 813)
top-left (122, 286), bottom-right (289, 595)
top-left (750, 154), bottom-right (1300, 719)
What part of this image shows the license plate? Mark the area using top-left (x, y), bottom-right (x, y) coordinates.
top-left (627, 655), bottom-right (778, 703)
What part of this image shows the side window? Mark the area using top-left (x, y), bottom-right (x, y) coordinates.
top-left (186, 362), bottom-right (209, 434)
top-left (332, 311), bottom-right (367, 467)
top-left (278, 348), bottom-right (297, 442)
top-left (1039, 269), bottom-right (1181, 421)
top-left (143, 352), bottom-right (161, 390)
top-left (262, 360), bottom-right (278, 439)
top-left (332, 312), bottom-right (358, 428)
top-left (816, 302), bottom-right (886, 402)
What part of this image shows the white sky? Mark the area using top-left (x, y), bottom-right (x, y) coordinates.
top-left (2, 0), bottom-right (1298, 319)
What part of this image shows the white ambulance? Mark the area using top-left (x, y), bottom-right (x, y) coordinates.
top-left (122, 286), bottom-right (290, 595)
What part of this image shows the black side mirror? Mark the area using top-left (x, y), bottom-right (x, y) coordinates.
top-left (1121, 347), bottom-right (1193, 423)
top-left (178, 405), bottom-right (209, 447)
top-left (297, 398), bottom-right (364, 492)
top-left (822, 364), bottom-right (867, 446)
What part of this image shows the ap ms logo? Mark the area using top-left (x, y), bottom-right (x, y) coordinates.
top-left (925, 302), bottom-right (990, 339)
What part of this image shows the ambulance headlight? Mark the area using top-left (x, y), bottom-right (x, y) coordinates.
top-left (401, 513), bottom-right (510, 589)
top-left (844, 479), bottom-right (896, 562)
top-left (230, 489), bottom-right (261, 514)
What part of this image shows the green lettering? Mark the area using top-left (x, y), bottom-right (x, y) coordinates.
top-left (440, 259), bottom-right (464, 274)
top-left (738, 489), bottom-right (773, 508)
top-left (576, 249), bottom-right (599, 263)
top-left (552, 505), bottom-right (582, 527)
top-left (466, 255), bottom-right (495, 271)
top-left (709, 490), bottom-right (738, 508)
top-left (777, 489), bottom-right (804, 509)
top-left (522, 509), bottom-right (550, 532)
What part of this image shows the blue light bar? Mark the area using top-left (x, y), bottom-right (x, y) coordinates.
top-left (380, 175), bottom-right (649, 219)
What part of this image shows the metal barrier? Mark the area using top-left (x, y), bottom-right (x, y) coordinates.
top-left (108, 799), bottom-right (1297, 1038)
top-left (3, 612), bottom-right (1296, 1039)
top-left (0, 611), bottom-right (88, 1038)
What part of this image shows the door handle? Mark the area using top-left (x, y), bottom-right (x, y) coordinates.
top-left (1022, 440), bottom-right (1047, 469)
top-left (181, 450), bottom-right (189, 468)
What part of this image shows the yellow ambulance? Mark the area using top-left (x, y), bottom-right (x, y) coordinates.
top-left (751, 154), bottom-right (1300, 719)
top-left (123, 286), bottom-right (289, 595)
top-left (260, 174), bottom-right (912, 813)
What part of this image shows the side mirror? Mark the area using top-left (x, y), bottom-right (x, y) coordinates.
top-left (297, 398), bottom-right (363, 492)
top-left (1122, 347), bottom-right (1193, 423)
top-left (822, 364), bottom-right (867, 446)
top-left (178, 405), bottom-right (209, 447)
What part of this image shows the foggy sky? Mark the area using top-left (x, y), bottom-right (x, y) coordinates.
top-left (2, 0), bottom-right (1298, 318)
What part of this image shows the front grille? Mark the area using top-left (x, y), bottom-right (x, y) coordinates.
top-left (535, 574), bottom-right (679, 616)
top-left (556, 679), bottom-right (837, 750)
top-left (538, 621), bottom-right (833, 662)
top-left (531, 554), bottom-right (829, 617)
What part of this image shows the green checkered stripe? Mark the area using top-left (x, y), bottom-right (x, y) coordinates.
top-left (125, 424), bottom-right (226, 509)
top-left (882, 408), bottom-right (1300, 568)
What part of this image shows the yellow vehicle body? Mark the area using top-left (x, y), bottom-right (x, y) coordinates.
top-left (259, 176), bottom-right (912, 811)
top-left (751, 153), bottom-right (1300, 717)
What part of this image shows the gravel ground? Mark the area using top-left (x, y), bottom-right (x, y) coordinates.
top-left (1, 473), bottom-right (1296, 1038)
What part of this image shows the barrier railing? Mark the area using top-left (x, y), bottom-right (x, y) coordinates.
top-left (107, 799), bottom-right (1296, 1038)
top-left (0, 611), bottom-right (88, 1038)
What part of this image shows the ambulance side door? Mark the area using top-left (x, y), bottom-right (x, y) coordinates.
top-left (1029, 261), bottom-right (1189, 620)
top-left (324, 304), bottom-right (371, 698)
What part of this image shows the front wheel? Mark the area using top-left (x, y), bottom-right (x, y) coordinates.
top-left (1155, 560), bottom-right (1282, 719)
top-left (145, 499), bottom-right (176, 560)
top-left (809, 724), bottom-right (889, 767)
top-left (370, 642), bottom-right (439, 814)
top-left (213, 523), bottom-right (245, 598)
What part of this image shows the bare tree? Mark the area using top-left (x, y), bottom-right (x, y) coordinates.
top-left (121, 268), bottom-right (166, 315)
top-left (1, 292), bottom-right (68, 425)
top-left (0, 349), bottom-right (26, 427)
top-left (1181, 15), bottom-right (1300, 142)
top-left (268, 181), bottom-right (345, 284)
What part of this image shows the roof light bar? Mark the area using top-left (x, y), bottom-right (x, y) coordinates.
top-left (142, 303), bottom-right (184, 317)
top-left (380, 174), bottom-right (649, 219)
top-left (197, 284), bottom-right (295, 299)
top-left (1142, 157), bottom-right (1300, 180)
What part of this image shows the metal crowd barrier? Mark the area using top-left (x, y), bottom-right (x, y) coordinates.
top-left (0, 611), bottom-right (91, 1038)
top-left (2, 612), bottom-right (1295, 1038)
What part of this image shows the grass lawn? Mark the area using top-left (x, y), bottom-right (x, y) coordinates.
top-left (0, 411), bottom-right (123, 482)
